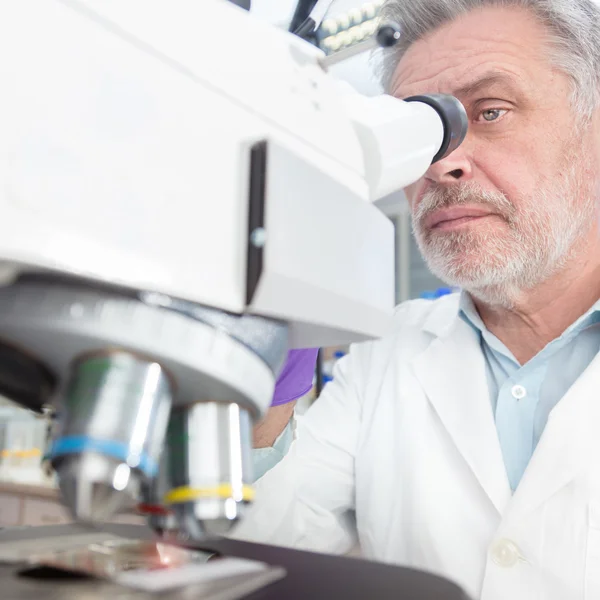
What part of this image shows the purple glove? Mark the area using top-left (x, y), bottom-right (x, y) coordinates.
top-left (271, 349), bottom-right (319, 406)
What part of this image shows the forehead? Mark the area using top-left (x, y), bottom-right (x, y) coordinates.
top-left (391, 6), bottom-right (554, 98)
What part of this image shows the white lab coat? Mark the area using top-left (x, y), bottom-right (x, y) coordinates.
top-left (233, 294), bottom-right (600, 600)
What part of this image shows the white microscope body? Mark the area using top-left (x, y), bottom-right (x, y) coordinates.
top-left (0, 0), bottom-right (466, 537)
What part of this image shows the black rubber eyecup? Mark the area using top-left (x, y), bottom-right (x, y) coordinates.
top-left (404, 94), bottom-right (468, 164)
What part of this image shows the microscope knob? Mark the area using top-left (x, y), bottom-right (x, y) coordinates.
top-left (376, 22), bottom-right (401, 47)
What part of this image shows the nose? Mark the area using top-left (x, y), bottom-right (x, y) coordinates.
top-left (425, 144), bottom-right (473, 185)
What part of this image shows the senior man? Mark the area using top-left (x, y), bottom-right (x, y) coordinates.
top-left (233, 1), bottom-right (600, 598)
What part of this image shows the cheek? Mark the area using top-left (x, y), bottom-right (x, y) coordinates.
top-left (475, 144), bottom-right (539, 206)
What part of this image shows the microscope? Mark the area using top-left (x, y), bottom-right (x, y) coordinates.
top-left (0, 0), bottom-right (466, 542)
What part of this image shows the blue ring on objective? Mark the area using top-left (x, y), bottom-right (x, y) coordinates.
top-left (48, 436), bottom-right (157, 477)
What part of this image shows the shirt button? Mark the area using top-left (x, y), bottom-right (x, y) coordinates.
top-left (511, 384), bottom-right (527, 400)
top-left (490, 538), bottom-right (521, 568)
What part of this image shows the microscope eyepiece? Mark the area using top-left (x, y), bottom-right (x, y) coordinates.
top-left (404, 94), bottom-right (468, 164)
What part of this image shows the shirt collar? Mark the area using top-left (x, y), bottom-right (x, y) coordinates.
top-left (458, 291), bottom-right (486, 333)
top-left (460, 291), bottom-right (600, 333)
top-left (458, 290), bottom-right (600, 357)
top-left (458, 291), bottom-right (516, 359)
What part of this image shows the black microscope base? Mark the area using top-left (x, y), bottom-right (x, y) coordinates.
top-left (0, 524), bottom-right (470, 600)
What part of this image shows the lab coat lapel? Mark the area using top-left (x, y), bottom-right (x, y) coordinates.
top-left (411, 313), bottom-right (511, 515)
top-left (507, 351), bottom-right (600, 517)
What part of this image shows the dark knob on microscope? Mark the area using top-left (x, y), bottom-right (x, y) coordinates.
top-left (376, 22), bottom-right (401, 47)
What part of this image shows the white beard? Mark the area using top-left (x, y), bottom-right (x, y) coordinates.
top-left (412, 156), bottom-right (597, 308)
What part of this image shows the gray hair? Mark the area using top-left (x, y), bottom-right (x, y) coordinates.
top-left (377, 0), bottom-right (600, 117)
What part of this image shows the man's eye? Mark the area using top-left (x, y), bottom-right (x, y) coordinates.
top-left (477, 108), bottom-right (507, 123)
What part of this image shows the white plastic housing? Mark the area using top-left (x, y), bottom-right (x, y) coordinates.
top-left (0, 0), bottom-right (447, 348)
top-left (342, 94), bottom-right (444, 201)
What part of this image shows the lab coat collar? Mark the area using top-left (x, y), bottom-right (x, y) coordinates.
top-left (420, 292), bottom-right (463, 339)
top-left (411, 306), bottom-right (512, 516)
top-left (414, 291), bottom-right (599, 520)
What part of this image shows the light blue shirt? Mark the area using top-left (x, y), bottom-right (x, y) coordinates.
top-left (459, 292), bottom-right (600, 491)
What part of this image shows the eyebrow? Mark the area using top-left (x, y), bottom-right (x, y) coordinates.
top-left (451, 72), bottom-right (522, 98)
